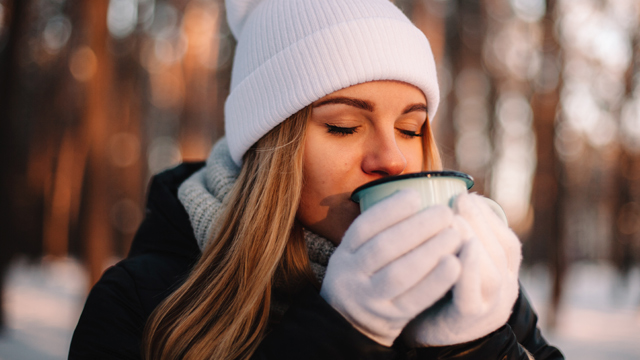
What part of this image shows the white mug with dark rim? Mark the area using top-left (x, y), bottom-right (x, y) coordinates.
top-left (350, 171), bottom-right (508, 225)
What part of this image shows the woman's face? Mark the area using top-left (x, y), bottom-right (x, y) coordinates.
top-left (297, 80), bottom-right (428, 245)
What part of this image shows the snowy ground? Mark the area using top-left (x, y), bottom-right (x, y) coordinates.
top-left (520, 263), bottom-right (640, 360)
top-left (0, 257), bottom-right (639, 359)
top-left (0, 258), bottom-right (88, 360)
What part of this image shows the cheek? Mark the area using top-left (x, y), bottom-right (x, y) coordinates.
top-left (302, 137), bottom-right (336, 191)
top-left (402, 141), bottom-right (425, 172)
top-left (297, 129), bottom-right (363, 242)
top-left (298, 137), bottom-right (334, 220)
top-left (301, 128), bottom-right (360, 189)
top-left (299, 140), bottom-right (350, 215)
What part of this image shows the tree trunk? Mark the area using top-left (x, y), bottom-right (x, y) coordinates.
top-left (528, 0), bottom-right (565, 328)
top-left (80, 0), bottom-right (115, 286)
top-left (442, 0), bottom-right (490, 193)
top-left (0, 0), bottom-right (29, 330)
top-left (611, 16), bottom-right (640, 280)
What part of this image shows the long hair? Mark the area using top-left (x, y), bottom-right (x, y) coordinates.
top-left (143, 106), bottom-right (315, 360)
top-left (143, 104), bottom-right (442, 360)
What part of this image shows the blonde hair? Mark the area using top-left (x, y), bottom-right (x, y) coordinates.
top-left (143, 106), bottom-right (315, 360)
top-left (143, 107), bottom-right (441, 360)
top-left (423, 115), bottom-right (443, 171)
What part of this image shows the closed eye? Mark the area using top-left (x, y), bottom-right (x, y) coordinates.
top-left (326, 124), bottom-right (359, 136)
top-left (397, 129), bottom-right (423, 138)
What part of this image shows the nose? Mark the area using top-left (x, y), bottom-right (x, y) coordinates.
top-left (361, 133), bottom-right (407, 177)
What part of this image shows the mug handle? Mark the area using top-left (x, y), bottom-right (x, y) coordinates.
top-left (483, 198), bottom-right (508, 225)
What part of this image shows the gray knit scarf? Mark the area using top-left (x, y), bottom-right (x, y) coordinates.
top-left (177, 138), bottom-right (337, 288)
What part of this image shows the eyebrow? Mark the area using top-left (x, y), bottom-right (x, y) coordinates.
top-left (402, 103), bottom-right (428, 114)
top-left (313, 97), bottom-right (375, 112)
top-left (313, 96), bottom-right (428, 115)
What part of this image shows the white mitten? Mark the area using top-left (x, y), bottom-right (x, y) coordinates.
top-left (320, 189), bottom-right (463, 346)
top-left (403, 192), bottom-right (522, 346)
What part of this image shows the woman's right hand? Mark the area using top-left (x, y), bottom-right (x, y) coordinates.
top-left (319, 189), bottom-right (463, 347)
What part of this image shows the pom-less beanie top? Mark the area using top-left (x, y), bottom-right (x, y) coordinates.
top-left (224, 0), bottom-right (440, 165)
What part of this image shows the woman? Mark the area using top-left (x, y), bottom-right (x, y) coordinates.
top-left (70, 0), bottom-right (564, 359)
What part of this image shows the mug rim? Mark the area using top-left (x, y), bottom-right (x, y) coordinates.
top-left (350, 170), bottom-right (475, 203)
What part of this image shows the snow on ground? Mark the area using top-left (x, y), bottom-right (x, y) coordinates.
top-left (0, 257), bottom-right (87, 360)
top-left (0, 257), bottom-right (639, 359)
top-left (520, 262), bottom-right (640, 360)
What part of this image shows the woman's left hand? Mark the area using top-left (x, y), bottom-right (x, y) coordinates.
top-left (402, 193), bottom-right (522, 347)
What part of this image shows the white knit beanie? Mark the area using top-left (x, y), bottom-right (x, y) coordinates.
top-left (224, 0), bottom-right (440, 165)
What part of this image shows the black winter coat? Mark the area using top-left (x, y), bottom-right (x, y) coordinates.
top-left (69, 163), bottom-right (564, 360)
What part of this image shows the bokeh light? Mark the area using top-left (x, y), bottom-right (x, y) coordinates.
top-left (69, 46), bottom-right (97, 82)
top-left (107, 0), bottom-right (138, 39)
top-left (42, 15), bottom-right (72, 53)
top-left (148, 136), bottom-right (182, 175)
top-left (108, 133), bottom-right (141, 168)
top-left (493, 92), bottom-right (536, 225)
top-left (510, 0), bottom-right (546, 23)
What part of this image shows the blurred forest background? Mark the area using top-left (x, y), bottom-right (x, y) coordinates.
top-left (0, 0), bottom-right (639, 357)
